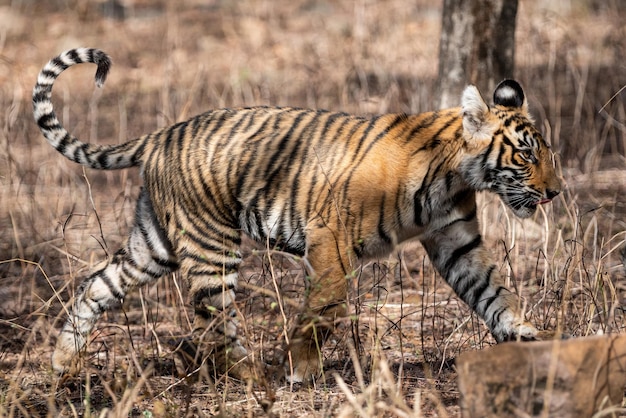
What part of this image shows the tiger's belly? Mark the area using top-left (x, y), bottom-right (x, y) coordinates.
top-left (238, 205), bottom-right (307, 255)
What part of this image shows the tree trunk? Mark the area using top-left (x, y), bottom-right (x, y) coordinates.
top-left (436, 0), bottom-right (519, 109)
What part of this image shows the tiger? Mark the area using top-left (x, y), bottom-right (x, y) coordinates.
top-left (33, 48), bottom-right (562, 384)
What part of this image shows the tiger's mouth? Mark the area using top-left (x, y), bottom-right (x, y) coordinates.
top-left (529, 198), bottom-right (553, 208)
top-left (536, 198), bottom-right (553, 205)
top-left (515, 195), bottom-right (552, 218)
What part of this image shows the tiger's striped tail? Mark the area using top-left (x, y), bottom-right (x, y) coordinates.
top-left (32, 48), bottom-right (143, 170)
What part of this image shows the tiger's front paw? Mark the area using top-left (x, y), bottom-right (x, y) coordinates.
top-left (493, 320), bottom-right (568, 343)
top-left (492, 320), bottom-right (539, 343)
top-left (283, 337), bottom-right (324, 385)
top-left (284, 353), bottom-right (321, 385)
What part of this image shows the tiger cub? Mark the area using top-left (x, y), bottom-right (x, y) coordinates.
top-left (33, 48), bottom-right (561, 383)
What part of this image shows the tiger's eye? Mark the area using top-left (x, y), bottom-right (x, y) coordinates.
top-left (522, 149), bottom-right (537, 163)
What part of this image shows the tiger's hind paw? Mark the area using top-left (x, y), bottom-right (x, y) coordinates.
top-left (51, 344), bottom-right (84, 379)
top-left (171, 337), bottom-right (256, 382)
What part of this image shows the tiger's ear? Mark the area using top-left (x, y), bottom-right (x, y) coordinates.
top-left (493, 79), bottom-right (527, 110)
top-left (461, 85), bottom-right (493, 141)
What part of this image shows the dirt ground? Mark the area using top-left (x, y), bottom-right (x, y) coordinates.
top-left (1, 0), bottom-right (625, 416)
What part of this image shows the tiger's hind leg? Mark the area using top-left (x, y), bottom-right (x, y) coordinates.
top-left (175, 230), bottom-right (252, 381)
top-left (53, 189), bottom-right (178, 375)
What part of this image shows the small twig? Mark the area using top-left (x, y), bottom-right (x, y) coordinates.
top-left (82, 167), bottom-right (109, 257)
top-left (598, 84), bottom-right (626, 114)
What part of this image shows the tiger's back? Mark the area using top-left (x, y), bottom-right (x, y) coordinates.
top-left (146, 106), bottom-right (467, 262)
top-left (33, 48), bottom-right (561, 383)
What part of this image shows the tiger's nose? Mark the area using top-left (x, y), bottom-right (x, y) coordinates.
top-left (546, 188), bottom-right (560, 200)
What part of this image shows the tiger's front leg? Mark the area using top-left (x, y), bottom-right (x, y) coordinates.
top-left (286, 227), bottom-right (351, 383)
top-left (420, 215), bottom-right (539, 343)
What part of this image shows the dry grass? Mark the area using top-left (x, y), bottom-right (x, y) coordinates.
top-left (1, 0), bottom-right (625, 416)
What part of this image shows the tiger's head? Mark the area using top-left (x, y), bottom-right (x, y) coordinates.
top-left (459, 79), bottom-right (561, 219)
